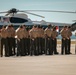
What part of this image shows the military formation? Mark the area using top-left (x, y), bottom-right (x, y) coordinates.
top-left (0, 24), bottom-right (72, 57)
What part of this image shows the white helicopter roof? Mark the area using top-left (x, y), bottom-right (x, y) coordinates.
top-left (9, 13), bottom-right (28, 19)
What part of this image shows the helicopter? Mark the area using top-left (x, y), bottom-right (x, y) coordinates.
top-left (0, 8), bottom-right (76, 30)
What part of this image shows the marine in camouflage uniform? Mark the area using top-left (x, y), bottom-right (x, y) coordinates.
top-left (44, 24), bottom-right (52, 55)
top-left (1, 25), bottom-right (9, 57)
top-left (16, 25), bottom-right (25, 56)
top-left (51, 26), bottom-right (59, 54)
top-left (60, 26), bottom-right (68, 55)
top-left (10, 24), bottom-right (16, 55)
top-left (6, 25), bottom-right (13, 56)
top-left (67, 26), bottom-right (72, 54)
top-left (29, 25), bottom-right (38, 55)
top-left (22, 25), bottom-right (29, 55)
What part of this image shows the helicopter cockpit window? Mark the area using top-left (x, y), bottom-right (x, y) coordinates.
top-left (10, 17), bottom-right (28, 23)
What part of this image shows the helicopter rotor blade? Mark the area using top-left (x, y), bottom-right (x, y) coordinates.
top-left (0, 11), bottom-right (10, 16)
top-left (19, 11), bottom-right (45, 18)
top-left (22, 10), bottom-right (76, 14)
top-left (5, 13), bottom-right (10, 16)
top-left (0, 8), bottom-right (76, 18)
top-left (72, 20), bottom-right (76, 22)
top-left (0, 11), bottom-right (8, 13)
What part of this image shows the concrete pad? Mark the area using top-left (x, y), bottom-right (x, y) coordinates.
top-left (0, 55), bottom-right (76, 75)
top-left (0, 44), bottom-right (76, 75)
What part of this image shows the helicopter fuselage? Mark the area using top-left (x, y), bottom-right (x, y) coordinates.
top-left (0, 14), bottom-right (34, 29)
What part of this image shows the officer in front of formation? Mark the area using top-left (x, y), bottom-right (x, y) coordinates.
top-left (44, 24), bottom-right (52, 55)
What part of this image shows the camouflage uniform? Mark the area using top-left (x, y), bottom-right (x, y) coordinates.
top-left (60, 26), bottom-right (68, 54)
top-left (29, 28), bottom-right (34, 55)
top-left (67, 26), bottom-right (72, 54)
top-left (10, 25), bottom-right (16, 55)
top-left (29, 25), bottom-right (38, 55)
top-left (39, 27), bottom-right (45, 54)
top-left (25, 27), bottom-right (31, 55)
top-left (22, 25), bottom-right (29, 55)
top-left (6, 25), bottom-right (13, 56)
top-left (44, 27), bottom-right (52, 55)
top-left (16, 26), bottom-right (25, 56)
top-left (1, 26), bottom-right (8, 57)
top-left (51, 27), bottom-right (58, 54)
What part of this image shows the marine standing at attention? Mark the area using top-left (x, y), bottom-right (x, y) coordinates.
top-left (51, 26), bottom-right (59, 54)
top-left (67, 26), bottom-right (72, 54)
top-left (1, 25), bottom-right (8, 57)
top-left (44, 24), bottom-right (52, 55)
top-left (16, 25), bottom-right (24, 56)
top-left (60, 26), bottom-right (68, 55)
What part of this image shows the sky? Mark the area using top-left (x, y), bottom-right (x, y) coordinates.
top-left (0, 0), bottom-right (76, 24)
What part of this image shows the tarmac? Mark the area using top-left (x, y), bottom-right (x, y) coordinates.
top-left (0, 44), bottom-right (76, 75)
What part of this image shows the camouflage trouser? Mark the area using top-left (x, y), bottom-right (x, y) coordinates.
top-left (61, 39), bottom-right (68, 54)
